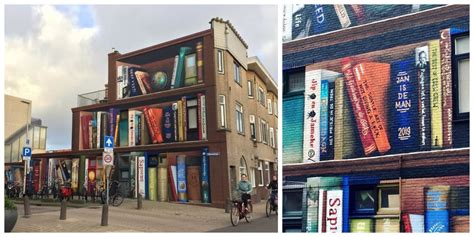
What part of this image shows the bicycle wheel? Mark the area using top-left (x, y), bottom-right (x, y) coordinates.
top-left (230, 204), bottom-right (240, 226)
top-left (266, 199), bottom-right (272, 217)
top-left (245, 203), bottom-right (253, 223)
top-left (112, 194), bottom-right (124, 207)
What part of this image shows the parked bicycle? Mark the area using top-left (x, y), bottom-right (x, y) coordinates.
top-left (58, 181), bottom-right (73, 201)
top-left (266, 189), bottom-right (278, 217)
top-left (230, 198), bottom-right (253, 226)
top-left (6, 181), bottom-right (21, 199)
top-left (100, 180), bottom-right (124, 207)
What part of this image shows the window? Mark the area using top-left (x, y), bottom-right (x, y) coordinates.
top-left (235, 103), bottom-right (244, 134)
top-left (267, 99), bottom-right (273, 114)
top-left (352, 187), bottom-right (376, 215)
top-left (283, 189), bottom-right (303, 217)
top-left (257, 161), bottom-right (264, 186)
top-left (233, 62), bottom-right (241, 84)
top-left (239, 157), bottom-right (248, 178)
top-left (264, 161), bottom-right (270, 185)
top-left (270, 127), bottom-right (275, 148)
top-left (288, 72), bottom-right (305, 93)
top-left (250, 168), bottom-right (256, 188)
top-left (247, 80), bottom-right (254, 97)
top-left (257, 117), bottom-right (262, 142)
top-left (261, 119), bottom-right (268, 144)
top-left (249, 115), bottom-right (256, 140)
top-left (33, 126), bottom-right (40, 149)
top-left (273, 100), bottom-right (278, 116)
top-left (219, 95), bottom-right (227, 128)
top-left (377, 185), bottom-right (400, 214)
top-left (187, 99), bottom-right (198, 129)
top-left (217, 50), bottom-right (224, 74)
top-left (453, 33), bottom-right (470, 120)
top-left (258, 87), bottom-right (265, 106)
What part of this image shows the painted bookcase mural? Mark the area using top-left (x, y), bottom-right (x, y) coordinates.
top-left (284, 176), bottom-right (469, 232)
top-left (282, 4), bottom-right (443, 42)
top-left (285, 28), bottom-right (463, 164)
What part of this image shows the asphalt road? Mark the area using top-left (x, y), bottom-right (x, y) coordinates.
top-left (208, 214), bottom-right (278, 232)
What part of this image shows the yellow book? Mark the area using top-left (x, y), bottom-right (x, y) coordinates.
top-left (429, 40), bottom-right (443, 149)
top-left (177, 100), bottom-right (184, 142)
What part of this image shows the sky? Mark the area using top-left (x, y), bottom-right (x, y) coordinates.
top-left (4, 5), bottom-right (278, 150)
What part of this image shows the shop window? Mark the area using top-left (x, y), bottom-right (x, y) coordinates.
top-left (352, 187), bottom-right (377, 215)
top-left (453, 32), bottom-right (470, 120)
top-left (219, 95), bottom-right (227, 128)
top-left (377, 185), bottom-right (400, 214)
top-left (283, 189), bottom-right (303, 217)
top-left (233, 61), bottom-right (241, 84)
top-left (217, 50), bottom-right (224, 74)
top-left (235, 103), bottom-right (244, 134)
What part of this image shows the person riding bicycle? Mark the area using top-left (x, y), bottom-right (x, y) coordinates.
top-left (236, 174), bottom-right (252, 211)
top-left (266, 175), bottom-right (278, 207)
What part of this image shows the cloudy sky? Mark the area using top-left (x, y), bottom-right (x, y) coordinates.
top-left (5, 5), bottom-right (278, 150)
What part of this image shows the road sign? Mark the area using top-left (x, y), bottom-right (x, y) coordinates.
top-left (103, 152), bottom-right (114, 166)
top-left (207, 152), bottom-right (220, 156)
top-left (22, 147), bottom-right (32, 160)
top-left (104, 136), bottom-right (114, 150)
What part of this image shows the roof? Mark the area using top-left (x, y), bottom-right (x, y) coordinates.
top-left (247, 56), bottom-right (278, 95)
top-left (210, 17), bottom-right (249, 49)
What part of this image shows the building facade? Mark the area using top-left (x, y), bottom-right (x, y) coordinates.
top-left (31, 18), bottom-right (278, 208)
top-left (282, 5), bottom-right (469, 232)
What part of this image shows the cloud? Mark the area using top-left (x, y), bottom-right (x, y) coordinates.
top-left (5, 5), bottom-right (278, 150)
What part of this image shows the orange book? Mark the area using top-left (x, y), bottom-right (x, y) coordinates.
top-left (352, 62), bottom-right (391, 154)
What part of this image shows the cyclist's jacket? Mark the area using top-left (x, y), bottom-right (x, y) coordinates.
top-left (267, 180), bottom-right (278, 191)
top-left (237, 180), bottom-right (252, 194)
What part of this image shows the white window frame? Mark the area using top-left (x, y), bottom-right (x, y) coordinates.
top-left (258, 86), bottom-right (265, 106)
top-left (219, 95), bottom-right (227, 128)
top-left (261, 119), bottom-right (268, 144)
top-left (257, 117), bottom-right (262, 142)
top-left (273, 100), bottom-right (278, 117)
top-left (257, 161), bottom-right (264, 187)
top-left (250, 168), bottom-right (256, 188)
top-left (233, 62), bottom-right (241, 84)
top-left (217, 50), bottom-right (224, 74)
top-left (249, 115), bottom-right (256, 140)
top-left (247, 80), bottom-right (254, 97)
top-left (264, 161), bottom-right (270, 185)
top-left (267, 98), bottom-right (273, 114)
top-left (239, 157), bottom-right (248, 178)
top-left (235, 103), bottom-right (244, 134)
top-left (270, 127), bottom-right (275, 148)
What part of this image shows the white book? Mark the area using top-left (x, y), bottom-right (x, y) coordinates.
top-left (96, 112), bottom-right (102, 148)
top-left (116, 66), bottom-right (124, 100)
top-left (137, 156), bottom-right (146, 197)
top-left (171, 55), bottom-right (179, 89)
top-left (326, 190), bottom-right (343, 233)
top-left (128, 110), bottom-right (136, 146)
top-left (200, 95), bottom-right (207, 140)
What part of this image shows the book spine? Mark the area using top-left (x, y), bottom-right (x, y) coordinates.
top-left (303, 69), bottom-right (321, 163)
top-left (197, 94), bottom-right (202, 140)
top-left (429, 40), bottom-right (443, 149)
top-left (155, 108), bottom-right (164, 143)
top-left (171, 55), bottom-right (179, 89)
top-left (201, 95), bottom-right (208, 140)
top-left (390, 59), bottom-right (419, 153)
top-left (116, 66), bottom-right (123, 100)
top-left (114, 114), bottom-right (119, 145)
top-left (353, 63), bottom-right (391, 154)
top-left (320, 80), bottom-right (329, 160)
top-left (129, 111), bottom-right (135, 146)
top-left (101, 113), bottom-right (107, 148)
top-left (318, 189), bottom-right (327, 232)
top-left (425, 186), bottom-right (450, 232)
top-left (402, 213), bottom-right (413, 232)
top-left (327, 81), bottom-right (335, 160)
top-left (135, 71), bottom-right (147, 95)
top-left (439, 29), bottom-right (453, 148)
top-left (96, 112), bottom-right (101, 148)
top-left (122, 66), bottom-right (130, 98)
top-left (168, 165), bottom-right (177, 201)
top-left (306, 178), bottom-right (319, 232)
top-left (326, 190), bottom-right (343, 233)
top-left (128, 67), bottom-right (141, 96)
top-left (416, 46), bottom-right (431, 150)
top-left (341, 60), bottom-right (377, 156)
top-left (81, 116), bottom-right (90, 149)
top-left (143, 108), bottom-right (157, 144)
top-left (88, 120), bottom-right (93, 149)
top-left (177, 155), bottom-right (187, 202)
top-left (136, 113), bottom-right (141, 145)
top-left (182, 96), bottom-right (187, 141)
top-left (108, 109), bottom-right (114, 137)
top-left (176, 47), bottom-right (191, 88)
top-left (334, 5), bottom-right (351, 28)
top-left (196, 42), bottom-right (204, 84)
top-left (140, 72), bottom-right (153, 94)
top-left (334, 78), bottom-right (344, 160)
top-left (178, 100), bottom-right (184, 142)
top-left (163, 106), bottom-right (173, 143)
top-left (141, 113), bottom-right (150, 145)
top-left (172, 103), bottom-right (178, 142)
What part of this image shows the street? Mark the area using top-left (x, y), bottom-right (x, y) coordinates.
top-left (12, 199), bottom-right (277, 232)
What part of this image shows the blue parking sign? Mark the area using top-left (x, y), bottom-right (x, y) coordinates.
top-left (22, 147), bottom-right (32, 157)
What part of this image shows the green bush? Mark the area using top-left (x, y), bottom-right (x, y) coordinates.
top-left (5, 195), bottom-right (17, 210)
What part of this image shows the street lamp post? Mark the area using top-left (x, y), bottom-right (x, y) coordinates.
top-left (21, 100), bottom-right (31, 218)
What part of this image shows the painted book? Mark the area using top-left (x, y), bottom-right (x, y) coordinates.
top-left (119, 110), bottom-right (128, 147)
top-left (352, 62), bottom-right (391, 154)
top-left (201, 150), bottom-right (210, 203)
top-left (305, 177), bottom-right (320, 232)
top-left (170, 55), bottom-right (179, 89)
top-left (416, 45), bottom-right (431, 150)
top-left (135, 111), bottom-right (141, 145)
top-left (108, 108), bottom-right (118, 137)
top-left (116, 65), bottom-right (125, 100)
top-left (451, 216), bottom-right (469, 232)
top-left (158, 166), bottom-right (168, 202)
top-left (101, 112), bottom-right (108, 148)
top-left (175, 47), bottom-right (193, 88)
top-left (350, 218), bottom-right (373, 232)
top-left (327, 81), bottom-right (335, 160)
top-left (143, 107), bottom-right (164, 144)
top-left (326, 190), bottom-right (343, 233)
top-left (96, 112), bottom-right (102, 148)
top-left (128, 67), bottom-right (142, 96)
top-left (148, 167), bottom-right (157, 201)
top-left (130, 157), bottom-right (136, 198)
top-left (334, 5), bottom-right (352, 28)
top-left (177, 100), bottom-right (184, 142)
top-left (390, 59), bottom-right (419, 153)
top-left (135, 70), bottom-right (153, 94)
top-left (88, 119), bottom-right (93, 149)
top-left (425, 185), bottom-right (450, 232)
top-left (375, 218), bottom-right (400, 232)
top-left (184, 53), bottom-right (197, 86)
top-left (186, 166), bottom-right (201, 201)
top-left (320, 80), bottom-right (329, 160)
top-left (137, 156), bottom-right (146, 198)
top-left (128, 110), bottom-right (136, 146)
top-left (449, 186), bottom-right (469, 215)
top-left (177, 155), bottom-right (187, 202)
top-left (172, 103), bottom-right (178, 142)
top-left (200, 94), bottom-right (208, 140)
top-left (196, 42), bottom-right (204, 84)
top-left (402, 213), bottom-right (424, 233)
top-left (162, 106), bottom-right (175, 143)
top-left (429, 40), bottom-right (443, 149)
top-left (114, 114), bottom-right (120, 145)
top-left (140, 113), bottom-right (150, 145)
top-left (182, 96), bottom-right (188, 141)
top-left (303, 69), bottom-right (341, 163)
top-left (197, 95), bottom-right (203, 140)
top-left (291, 5), bottom-right (312, 40)
top-left (168, 165), bottom-right (178, 201)
top-left (80, 114), bottom-right (93, 149)
top-left (341, 59), bottom-right (377, 156)
top-left (439, 29), bottom-right (453, 148)
top-left (318, 189), bottom-right (327, 232)
top-left (311, 5), bottom-right (341, 35)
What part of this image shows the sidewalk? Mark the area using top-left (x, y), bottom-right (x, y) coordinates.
top-left (12, 199), bottom-right (276, 232)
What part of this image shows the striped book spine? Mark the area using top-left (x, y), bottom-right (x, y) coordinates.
top-left (429, 40), bottom-right (443, 149)
top-left (197, 94), bottom-right (202, 140)
top-left (341, 59), bottom-right (377, 156)
top-left (170, 55), bottom-right (179, 89)
top-left (327, 81), bottom-right (335, 160)
top-left (196, 42), bottom-right (204, 84)
top-left (334, 78), bottom-right (344, 160)
top-left (200, 94), bottom-right (208, 140)
top-left (182, 96), bottom-right (187, 141)
top-left (439, 29), bottom-right (453, 148)
top-left (320, 80), bottom-right (329, 160)
top-left (416, 46), bottom-right (431, 150)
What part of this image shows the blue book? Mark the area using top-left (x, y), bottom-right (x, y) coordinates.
top-left (128, 67), bottom-right (142, 96)
top-left (320, 80), bottom-right (329, 160)
top-left (425, 210), bottom-right (449, 232)
top-left (201, 148), bottom-right (210, 203)
top-left (425, 186), bottom-right (450, 232)
top-left (177, 155), bottom-right (188, 202)
top-left (327, 81), bottom-right (335, 160)
top-left (162, 106), bottom-right (175, 143)
top-left (135, 113), bottom-right (141, 145)
top-left (389, 59), bottom-right (419, 153)
top-left (311, 5), bottom-right (342, 35)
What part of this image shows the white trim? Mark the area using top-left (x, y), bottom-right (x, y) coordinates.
top-left (217, 50), bottom-right (224, 74)
top-left (219, 95), bottom-right (226, 128)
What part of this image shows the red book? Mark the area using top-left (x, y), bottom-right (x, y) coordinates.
top-left (341, 58), bottom-right (377, 156)
top-left (440, 29), bottom-right (453, 148)
top-left (168, 165), bottom-right (178, 201)
top-left (402, 213), bottom-right (412, 232)
top-left (143, 107), bottom-right (164, 144)
top-left (196, 42), bottom-right (204, 84)
top-left (197, 93), bottom-right (202, 140)
top-left (80, 115), bottom-right (92, 149)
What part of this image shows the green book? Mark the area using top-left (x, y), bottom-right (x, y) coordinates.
top-left (350, 219), bottom-right (374, 232)
top-left (175, 47), bottom-right (192, 88)
top-left (148, 167), bottom-right (157, 201)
